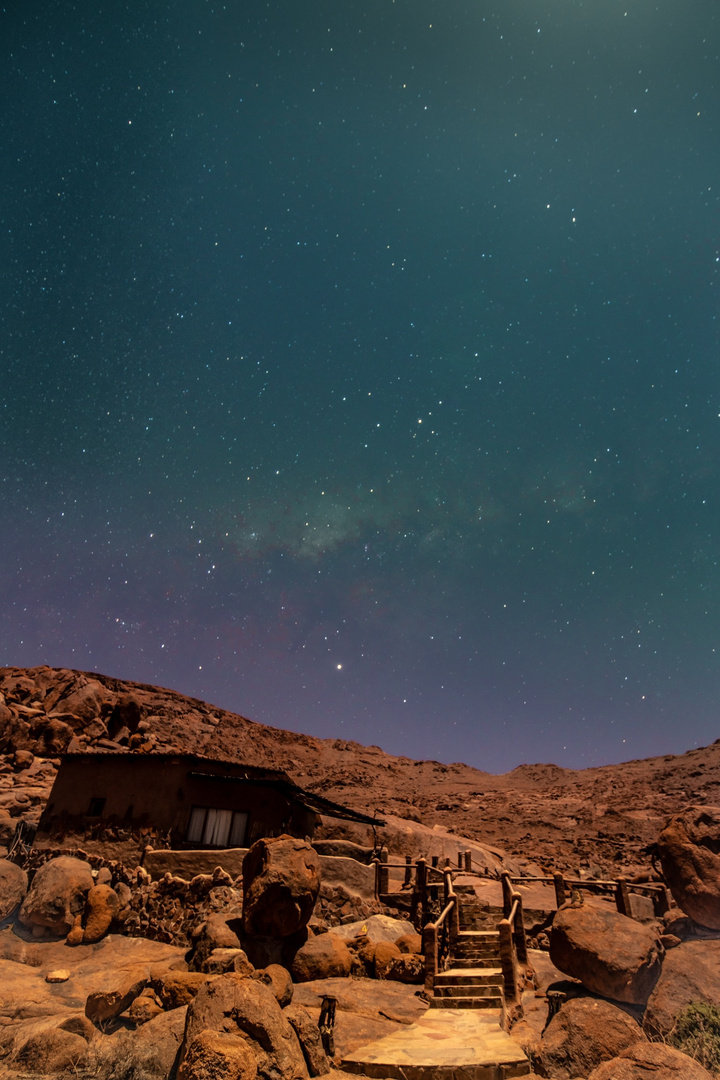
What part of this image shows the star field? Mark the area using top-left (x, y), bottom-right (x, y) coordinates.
top-left (1, 0), bottom-right (720, 771)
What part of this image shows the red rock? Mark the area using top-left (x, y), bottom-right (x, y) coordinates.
top-left (657, 806), bottom-right (720, 930)
top-left (550, 904), bottom-right (663, 1004)
top-left (18, 855), bottom-right (93, 938)
top-left (180, 972), bottom-right (308, 1080)
top-left (83, 883), bottom-right (120, 943)
top-left (643, 938), bottom-right (720, 1038)
top-left (178, 1029), bottom-right (256, 1080)
top-left (0, 858), bottom-right (28, 919)
top-left (291, 933), bottom-right (353, 982)
top-left (243, 836), bottom-right (320, 939)
top-left (536, 996), bottom-right (646, 1080)
top-left (588, 1041), bottom-right (714, 1079)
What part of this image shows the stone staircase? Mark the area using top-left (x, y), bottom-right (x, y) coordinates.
top-left (341, 884), bottom-right (531, 1079)
top-left (429, 887), bottom-right (505, 1012)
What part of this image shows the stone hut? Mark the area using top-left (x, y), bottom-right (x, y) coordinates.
top-left (35, 751), bottom-right (381, 848)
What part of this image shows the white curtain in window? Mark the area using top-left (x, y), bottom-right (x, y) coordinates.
top-left (229, 812), bottom-right (248, 847)
top-left (187, 807), bottom-right (206, 844)
top-left (204, 808), bottom-right (232, 847)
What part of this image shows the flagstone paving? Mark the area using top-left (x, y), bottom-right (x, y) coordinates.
top-left (341, 1008), bottom-right (531, 1079)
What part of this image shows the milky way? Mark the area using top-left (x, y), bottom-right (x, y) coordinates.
top-left (2, 1), bottom-right (719, 771)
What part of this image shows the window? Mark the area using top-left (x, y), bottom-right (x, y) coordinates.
top-left (87, 797), bottom-right (106, 817)
top-left (186, 807), bottom-right (249, 848)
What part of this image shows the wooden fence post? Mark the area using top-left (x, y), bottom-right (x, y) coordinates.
top-left (416, 858), bottom-right (428, 927)
top-left (501, 871), bottom-right (514, 917)
top-left (553, 871), bottom-right (567, 908)
top-left (498, 917), bottom-right (518, 1003)
top-left (615, 877), bottom-right (632, 917)
top-left (464, 849), bottom-right (472, 872)
top-left (423, 921), bottom-right (437, 992)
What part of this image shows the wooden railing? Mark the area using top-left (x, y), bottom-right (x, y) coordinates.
top-left (372, 850), bottom-right (672, 931)
top-left (422, 868), bottom-right (458, 991)
top-left (498, 871), bottom-right (528, 1007)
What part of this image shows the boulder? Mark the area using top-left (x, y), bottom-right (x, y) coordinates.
top-left (396, 931), bottom-right (423, 954)
top-left (178, 1030), bottom-right (257, 1080)
top-left (657, 806), bottom-right (720, 930)
top-left (58, 1015), bottom-right (95, 1041)
top-left (54, 678), bottom-right (113, 721)
top-left (107, 693), bottom-right (143, 738)
top-left (243, 836), bottom-right (320, 939)
top-left (373, 940), bottom-right (403, 979)
top-left (536, 996), bottom-right (646, 1080)
top-left (332, 914), bottom-right (416, 945)
top-left (202, 947), bottom-right (254, 975)
top-left (83, 883), bottom-right (120, 943)
top-left (643, 939), bottom-right (720, 1037)
top-left (153, 970), bottom-right (209, 1010)
top-left (181, 972), bottom-right (308, 1080)
top-left (0, 857), bottom-right (28, 919)
top-left (253, 963), bottom-right (293, 1006)
top-left (191, 913), bottom-right (244, 971)
top-left (291, 933), bottom-right (353, 982)
top-left (550, 904), bottom-right (663, 1004)
top-left (284, 1003), bottom-right (330, 1076)
top-left (85, 976), bottom-right (148, 1026)
top-left (18, 855), bottom-right (93, 937)
top-left (127, 987), bottom-right (165, 1025)
top-left (29, 715), bottom-right (74, 754)
top-left (587, 1041), bottom-right (714, 1079)
top-left (14, 1028), bottom-right (89, 1074)
top-left (387, 952), bottom-right (424, 983)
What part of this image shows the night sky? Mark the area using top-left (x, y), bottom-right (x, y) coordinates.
top-left (2, 1), bottom-right (719, 773)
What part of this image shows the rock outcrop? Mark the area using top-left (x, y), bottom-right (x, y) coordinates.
top-left (657, 806), bottom-right (720, 930)
top-left (643, 938), bottom-right (720, 1037)
top-left (18, 855), bottom-right (93, 938)
top-left (0, 858), bottom-right (27, 920)
top-left (178, 1029), bottom-right (257, 1080)
top-left (550, 903), bottom-right (663, 1004)
top-left (291, 932), bottom-right (353, 981)
top-left (535, 996), bottom-right (646, 1080)
top-left (242, 835), bottom-right (320, 939)
top-left (587, 1041), bottom-right (715, 1079)
top-left (180, 972), bottom-right (308, 1080)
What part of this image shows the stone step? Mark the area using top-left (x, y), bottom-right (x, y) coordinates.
top-left (452, 956), bottom-right (500, 967)
top-left (435, 968), bottom-right (504, 986)
top-left (429, 995), bottom-right (504, 1010)
top-left (453, 946), bottom-right (498, 954)
top-left (434, 985), bottom-right (504, 999)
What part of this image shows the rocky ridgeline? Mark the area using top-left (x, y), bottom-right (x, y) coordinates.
top-left (4, 664), bottom-right (720, 881)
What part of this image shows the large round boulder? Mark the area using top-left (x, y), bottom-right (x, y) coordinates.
top-left (550, 904), bottom-right (663, 1004)
top-left (181, 972), bottom-right (308, 1080)
top-left (643, 939), bottom-right (720, 1038)
top-left (588, 1041), bottom-right (714, 1079)
top-left (536, 996), bottom-right (646, 1080)
top-left (290, 932), bottom-right (353, 982)
top-left (657, 806), bottom-right (720, 930)
top-left (242, 836), bottom-right (320, 939)
top-left (0, 858), bottom-right (28, 920)
top-left (18, 856), bottom-right (93, 937)
top-left (178, 1030), bottom-right (256, 1080)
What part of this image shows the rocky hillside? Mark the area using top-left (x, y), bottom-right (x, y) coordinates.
top-left (1, 665), bottom-right (718, 876)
